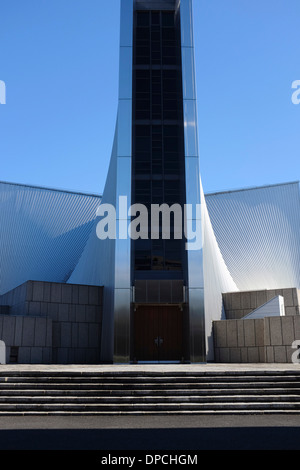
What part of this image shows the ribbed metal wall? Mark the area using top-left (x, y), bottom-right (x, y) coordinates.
top-left (0, 181), bottom-right (100, 295)
top-left (206, 182), bottom-right (300, 291)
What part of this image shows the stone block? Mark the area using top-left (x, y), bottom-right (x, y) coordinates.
top-left (58, 304), bottom-right (69, 322)
top-left (74, 348), bottom-right (86, 364)
top-left (86, 305), bottom-right (97, 322)
top-left (51, 283), bottom-right (62, 303)
top-left (40, 302), bottom-right (48, 316)
top-left (266, 290), bottom-right (276, 302)
top-left (242, 309), bottom-right (253, 318)
top-left (78, 324), bottom-right (89, 348)
top-left (250, 291), bottom-right (257, 310)
top-left (257, 290), bottom-right (267, 308)
top-left (3, 316), bottom-right (15, 346)
top-left (227, 321), bottom-right (238, 348)
top-left (222, 294), bottom-right (232, 311)
top-left (240, 348), bottom-right (248, 363)
top-left (296, 290), bottom-right (300, 308)
top-left (264, 317), bottom-right (271, 346)
top-left (213, 322), bottom-right (227, 348)
top-left (31, 347), bottom-right (43, 364)
top-left (34, 318), bottom-right (47, 347)
top-left (79, 285), bottom-right (89, 305)
top-left (52, 323), bottom-right (61, 348)
top-left (293, 316), bottom-right (300, 339)
top-left (56, 348), bottom-right (68, 364)
top-left (42, 348), bottom-right (52, 364)
top-left (232, 310), bottom-right (245, 320)
top-left (22, 317), bottom-right (35, 347)
top-left (275, 289), bottom-right (284, 298)
top-left (32, 282), bottom-right (44, 302)
top-left (259, 347), bottom-right (266, 362)
top-left (89, 286), bottom-right (100, 306)
top-left (248, 347), bottom-right (260, 363)
top-left (61, 323), bottom-right (72, 348)
top-left (46, 321), bottom-right (52, 347)
top-left (231, 293), bottom-right (241, 310)
top-left (62, 284), bottom-right (72, 304)
top-left (254, 319), bottom-right (264, 346)
top-left (282, 289), bottom-right (296, 307)
top-left (76, 305), bottom-right (86, 323)
top-left (43, 283), bottom-right (51, 302)
top-left (68, 306), bottom-right (77, 322)
top-left (67, 348), bottom-right (75, 364)
top-left (286, 345), bottom-right (296, 364)
top-left (285, 306), bottom-right (298, 316)
top-left (266, 346), bottom-right (274, 363)
top-left (244, 320), bottom-right (256, 347)
top-left (229, 348), bottom-right (241, 363)
top-left (18, 347), bottom-right (31, 364)
top-left (237, 321), bottom-right (245, 347)
top-left (219, 348), bottom-right (230, 363)
top-left (25, 281), bottom-right (33, 302)
top-left (269, 317), bottom-right (283, 346)
top-left (72, 285), bottom-right (79, 304)
top-left (14, 316), bottom-right (23, 345)
top-left (214, 348), bottom-right (221, 362)
top-left (225, 310), bottom-right (235, 320)
top-left (241, 292), bottom-right (251, 309)
top-left (281, 316), bottom-right (295, 345)
top-left (274, 346), bottom-right (287, 363)
top-left (86, 348), bottom-right (99, 364)
top-left (72, 323), bottom-right (79, 347)
top-left (28, 301), bottom-right (41, 316)
top-left (47, 303), bottom-right (59, 321)
top-left (89, 324), bottom-right (100, 347)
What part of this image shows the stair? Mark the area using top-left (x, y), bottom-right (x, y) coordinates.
top-left (0, 370), bottom-right (300, 415)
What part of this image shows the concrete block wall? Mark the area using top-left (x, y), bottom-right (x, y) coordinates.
top-left (214, 316), bottom-right (300, 363)
top-left (0, 281), bottom-right (103, 364)
top-left (0, 315), bottom-right (52, 364)
top-left (223, 288), bottom-right (300, 320)
top-left (265, 316), bottom-right (300, 363)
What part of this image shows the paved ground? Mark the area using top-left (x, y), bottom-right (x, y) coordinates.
top-left (0, 414), bottom-right (299, 450)
top-left (0, 364), bottom-right (299, 450)
top-left (1, 363), bottom-right (300, 373)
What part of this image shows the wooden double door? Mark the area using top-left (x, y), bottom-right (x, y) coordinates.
top-left (134, 305), bottom-right (183, 362)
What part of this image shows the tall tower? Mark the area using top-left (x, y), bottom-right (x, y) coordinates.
top-left (69, 0), bottom-right (238, 363)
top-left (131, 0), bottom-right (205, 364)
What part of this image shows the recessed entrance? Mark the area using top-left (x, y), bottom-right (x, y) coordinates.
top-left (134, 305), bottom-right (183, 363)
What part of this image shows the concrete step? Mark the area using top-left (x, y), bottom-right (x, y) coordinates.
top-left (0, 387), bottom-right (299, 397)
top-left (0, 371), bottom-right (299, 415)
top-left (0, 395), bottom-right (299, 404)
top-left (1, 381), bottom-right (300, 392)
top-left (1, 374), bottom-right (300, 383)
top-left (0, 402), bottom-right (300, 413)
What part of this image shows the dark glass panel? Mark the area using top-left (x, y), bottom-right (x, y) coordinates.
top-left (151, 12), bottom-right (160, 25)
top-left (162, 12), bottom-right (174, 27)
top-left (137, 12), bottom-right (150, 27)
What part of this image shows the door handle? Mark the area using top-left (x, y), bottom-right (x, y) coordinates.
top-left (154, 336), bottom-right (164, 347)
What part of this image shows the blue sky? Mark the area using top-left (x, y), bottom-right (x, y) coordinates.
top-left (0, 0), bottom-right (299, 196)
